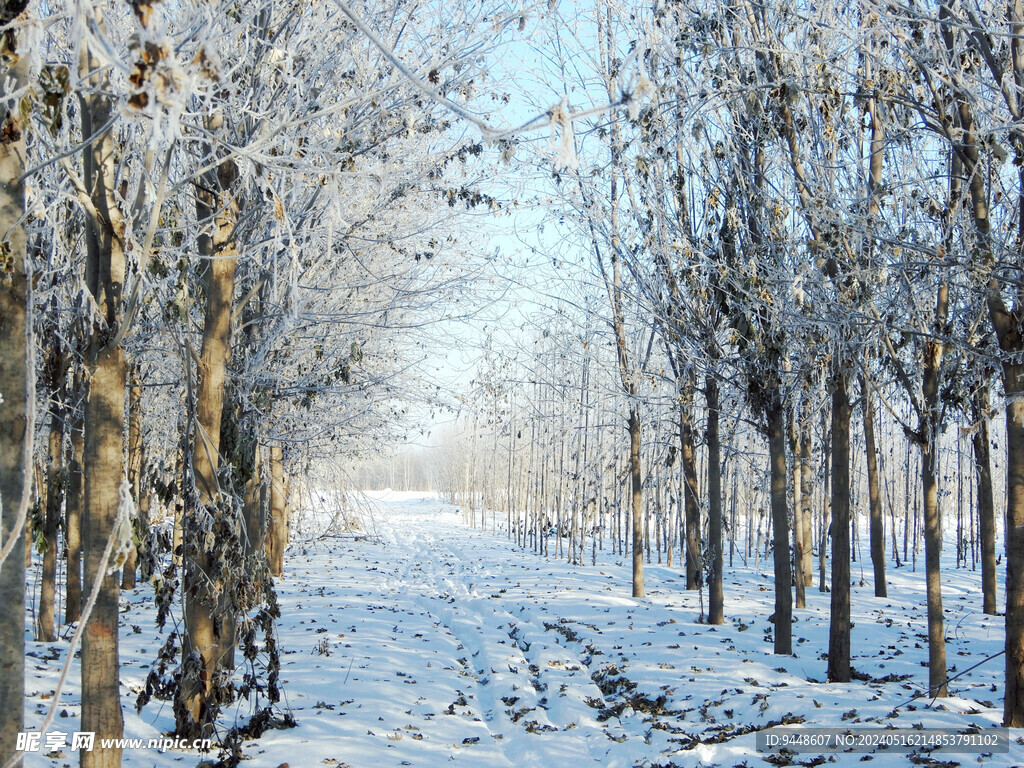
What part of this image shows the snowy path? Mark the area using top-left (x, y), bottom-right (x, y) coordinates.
top-left (254, 493), bottom-right (1016, 768)
top-left (22, 491), bottom-right (1020, 767)
top-left (388, 522), bottom-right (634, 767)
top-left (261, 496), bottom-right (653, 768)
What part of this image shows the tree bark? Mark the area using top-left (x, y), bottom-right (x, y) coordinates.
top-left (39, 377), bottom-right (66, 643)
top-left (766, 399), bottom-right (792, 655)
top-left (679, 382), bottom-right (701, 590)
top-left (268, 444), bottom-right (287, 577)
top-left (137, 485), bottom-right (152, 582)
top-left (65, 408), bottom-right (84, 623)
top-left (1000, 361), bottom-right (1024, 726)
top-left (629, 407), bottom-right (644, 599)
top-left (971, 384), bottom-right (997, 616)
top-left (921, 329), bottom-right (948, 698)
top-left (81, 345), bottom-right (127, 768)
top-left (706, 376), bottom-right (724, 625)
top-left (0, 12), bottom-right (30, 757)
top-left (79, 26), bottom-right (129, 764)
top-left (819, 416), bottom-right (831, 593)
top-left (861, 370), bottom-right (886, 598)
top-left (828, 374), bottom-right (852, 682)
top-left (243, 445), bottom-right (263, 556)
top-left (179, 137), bottom-right (240, 735)
top-left (791, 406), bottom-right (806, 610)
top-left (996, 0), bottom-right (1024, 728)
top-left (799, 419), bottom-right (813, 588)
top-left (121, 367), bottom-right (143, 590)
top-left (861, 8), bottom-right (888, 594)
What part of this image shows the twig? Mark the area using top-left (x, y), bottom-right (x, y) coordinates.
top-left (332, 0), bottom-right (626, 142)
top-left (889, 649), bottom-right (1006, 714)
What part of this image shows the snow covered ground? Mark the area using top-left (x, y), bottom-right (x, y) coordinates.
top-left (22, 491), bottom-right (1021, 767)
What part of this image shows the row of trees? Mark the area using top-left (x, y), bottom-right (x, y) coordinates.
top-left (437, 0), bottom-right (1024, 728)
top-left (437, 318), bottom-right (1004, 610)
top-left (446, 331), bottom-right (986, 538)
top-left (0, 1), bottom-right (513, 766)
top-left (351, 448), bottom-right (438, 492)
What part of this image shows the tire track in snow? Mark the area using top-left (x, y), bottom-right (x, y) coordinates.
top-left (386, 523), bottom-right (637, 767)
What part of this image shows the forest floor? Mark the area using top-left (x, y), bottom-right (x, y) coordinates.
top-left (22, 491), bottom-right (1020, 767)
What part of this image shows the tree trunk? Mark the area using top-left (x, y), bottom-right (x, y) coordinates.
top-left (819, 417), bottom-right (831, 593)
top-left (706, 376), bottom-right (724, 625)
top-left (191, 172), bottom-right (238, 505)
top-left (0, 17), bottom-right (30, 757)
top-left (268, 444), bottom-right (287, 577)
top-left (766, 400), bottom-right (792, 655)
top-left (39, 385), bottom-right (66, 643)
top-left (861, 371), bottom-right (886, 597)
top-left (828, 374), bottom-right (852, 682)
top-left (679, 383), bottom-right (701, 590)
top-left (81, 345), bottom-right (127, 768)
top-left (791, 406), bottom-right (806, 610)
top-left (179, 140), bottom-right (240, 736)
top-left (122, 367), bottom-right (143, 591)
top-left (137, 484), bottom-right (153, 582)
top-left (862, 7), bottom-right (886, 601)
top-left (79, 27), bottom-right (129, 764)
top-left (24, 498), bottom-right (32, 570)
top-left (995, 0), bottom-right (1024, 727)
top-left (1001, 361), bottom-right (1024, 726)
top-left (921, 335), bottom-right (948, 698)
top-left (799, 419), bottom-right (813, 588)
top-left (120, 538), bottom-right (137, 592)
top-left (629, 406), bottom-right (644, 599)
top-left (983, 195), bottom-right (1023, 722)
top-left (924, 35), bottom-right (967, 701)
top-left (66, 409), bottom-right (84, 623)
top-left (971, 384), bottom-right (997, 616)
top-left (243, 445), bottom-right (263, 556)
